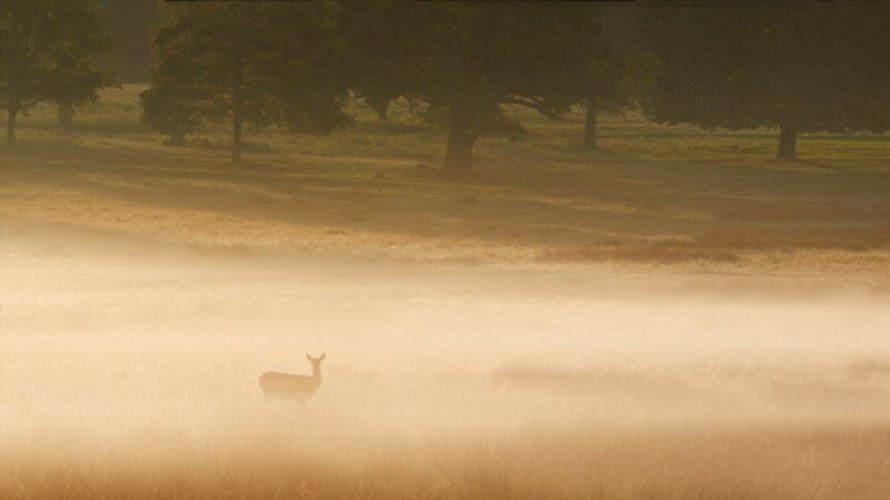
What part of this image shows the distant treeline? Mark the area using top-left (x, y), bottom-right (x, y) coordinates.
top-left (93, 3), bottom-right (641, 86)
top-left (2, 1), bottom-right (889, 176)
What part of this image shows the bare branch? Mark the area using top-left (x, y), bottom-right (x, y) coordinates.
top-left (499, 96), bottom-right (562, 120)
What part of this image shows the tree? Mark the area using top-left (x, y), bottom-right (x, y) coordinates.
top-left (0, 0), bottom-right (114, 146)
top-left (142, 2), bottom-right (351, 162)
top-left (339, 1), bottom-right (412, 123)
top-left (638, 3), bottom-right (890, 160)
top-left (342, 1), bottom-right (604, 177)
top-left (579, 4), bottom-right (654, 150)
top-left (52, 0), bottom-right (118, 135)
top-left (140, 79), bottom-right (200, 146)
top-left (581, 41), bottom-right (635, 149)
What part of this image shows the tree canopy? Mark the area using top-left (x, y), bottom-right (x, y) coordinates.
top-left (639, 3), bottom-right (890, 159)
top-left (341, 1), bottom-right (605, 177)
top-left (141, 2), bottom-right (351, 162)
top-left (0, 0), bottom-right (114, 146)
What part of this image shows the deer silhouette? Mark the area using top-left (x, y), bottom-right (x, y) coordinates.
top-left (259, 353), bottom-right (325, 403)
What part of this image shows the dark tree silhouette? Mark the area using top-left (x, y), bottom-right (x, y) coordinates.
top-left (142, 3), bottom-right (350, 162)
top-left (580, 41), bottom-right (639, 149)
top-left (342, 1), bottom-right (603, 177)
top-left (0, 0), bottom-right (114, 146)
top-left (639, 3), bottom-right (890, 160)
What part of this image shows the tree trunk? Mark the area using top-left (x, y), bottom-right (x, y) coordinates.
top-left (232, 109), bottom-right (243, 163)
top-left (778, 123), bottom-right (797, 160)
top-left (584, 90), bottom-right (598, 149)
top-left (406, 95), bottom-right (416, 118)
top-left (442, 111), bottom-right (476, 178)
top-left (376, 99), bottom-right (389, 121)
top-left (6, 105), bottom-right (18, 146)
top-left (232, 56), bottom-right (244, 163)
top-left (58, 104), bottom-right (74, 135)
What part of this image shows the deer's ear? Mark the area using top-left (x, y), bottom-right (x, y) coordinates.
top-left (319, 353), bottom-right (326, 361)
top-left (306, 354), bottom-right (312, 361)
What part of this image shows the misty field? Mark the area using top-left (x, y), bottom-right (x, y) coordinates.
top-left (1, 86), bottom-right (890, 498)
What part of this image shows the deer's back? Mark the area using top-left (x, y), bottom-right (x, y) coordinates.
top-left (259, 371), bottom-right (318, 401)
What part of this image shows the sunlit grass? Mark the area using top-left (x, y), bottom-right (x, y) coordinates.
top-left (2, 87), bottom-right (890, 498)
top-left (3, 86), bottom-right (889, 283)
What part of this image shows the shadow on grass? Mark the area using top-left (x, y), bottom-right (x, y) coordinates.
top-left (5, 140), bottom-right (890, 264)
top-left (535, 223), bottom-right (890, 264)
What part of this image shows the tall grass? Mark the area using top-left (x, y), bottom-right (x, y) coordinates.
top-left (2, 86), bottom-right (890, 498)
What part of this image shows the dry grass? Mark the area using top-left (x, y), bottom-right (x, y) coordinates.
top-left (2, 85), bottom-right (890, 499)
top-left (4, 424), bottom-right (890, 499)
top-left (2, 288), bottom-right (889, 499)
top-left (2, 86), bottom-right (889, 282)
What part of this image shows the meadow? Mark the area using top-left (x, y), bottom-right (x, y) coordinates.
top-left (1, 86), bottom-right (889, 498)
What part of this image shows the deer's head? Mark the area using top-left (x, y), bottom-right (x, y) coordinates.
top-left (306, 353), bottom-right (326, 371)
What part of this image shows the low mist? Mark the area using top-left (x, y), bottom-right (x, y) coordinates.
top-left (2, 221), bottom-right (888, 499)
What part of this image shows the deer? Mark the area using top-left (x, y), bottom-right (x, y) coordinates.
top-left (259, 353), bottom-right (325, 403)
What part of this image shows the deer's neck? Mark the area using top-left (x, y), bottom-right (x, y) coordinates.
top-left (312, 366), bottom-right (322, 384)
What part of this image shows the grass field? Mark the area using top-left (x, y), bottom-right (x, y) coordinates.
top-left (3, 87), bottom-right (889, 280)
top-left (1, 86), bottom-right (889, 498)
